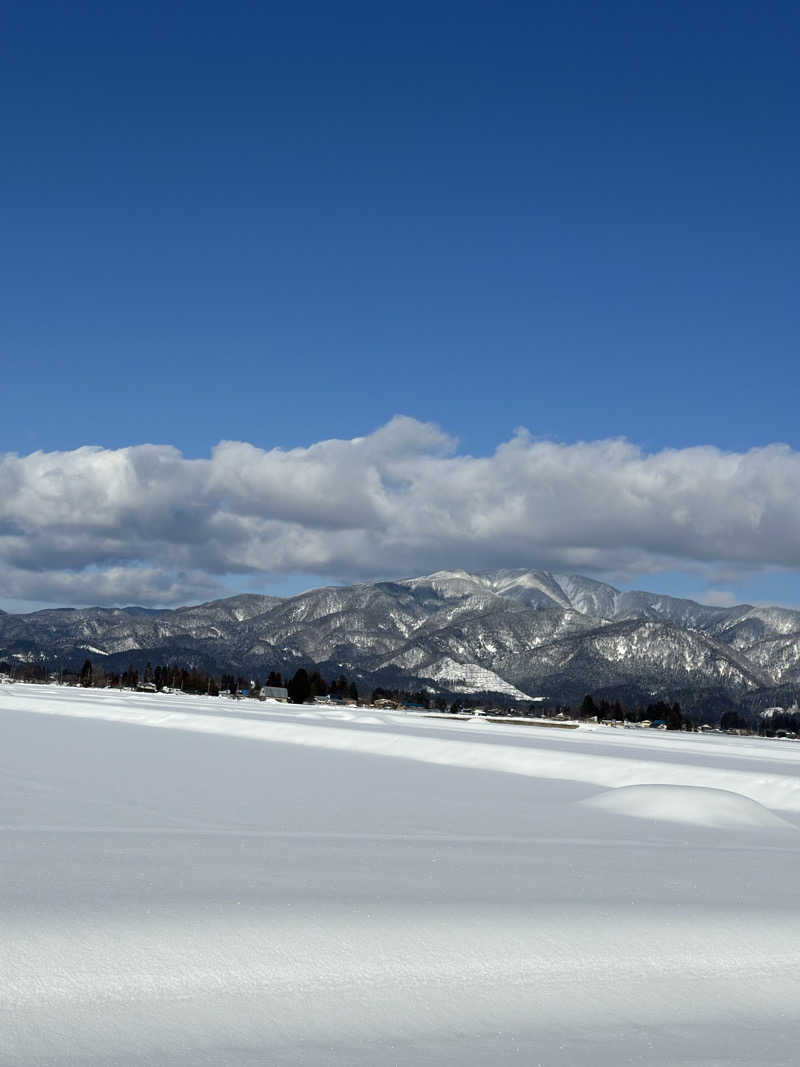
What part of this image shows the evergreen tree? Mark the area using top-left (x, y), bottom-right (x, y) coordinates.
top-left (309, 671), bottom-right (328, 698)
top-left (666, 702), bottom-right (683, 730)
top-left (80, 659), bottom-right (93, 688)
top-left (288, 668), bottom-right (311, 705)
top-left (330, 673), bottom-right (349, 700)
top-left (580, 694), bottom-right (598, 719)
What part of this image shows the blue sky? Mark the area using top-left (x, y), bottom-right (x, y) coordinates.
top-left (2, 2), bottom-right (799, 610)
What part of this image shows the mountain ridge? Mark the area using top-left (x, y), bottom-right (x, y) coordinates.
top-left (2, 570), bottom-right (799, 713)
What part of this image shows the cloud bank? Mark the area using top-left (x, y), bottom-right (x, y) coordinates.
top-left (2, 415), bottom-right (800, 606)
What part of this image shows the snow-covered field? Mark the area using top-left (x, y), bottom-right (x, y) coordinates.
top-left (2, 684), bottom-right (800, 1065)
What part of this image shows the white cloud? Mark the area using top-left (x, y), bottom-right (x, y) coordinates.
top-left (688, 589), bottom-right (740, 608)
top-left (3, 416), bottom-right (800, 605)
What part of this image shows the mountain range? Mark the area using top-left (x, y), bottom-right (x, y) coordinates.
top-left (3, 570), bottom-right (800, 713)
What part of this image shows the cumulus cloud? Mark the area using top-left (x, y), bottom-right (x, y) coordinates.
top-left (3, 415), bottom-right (800, 606)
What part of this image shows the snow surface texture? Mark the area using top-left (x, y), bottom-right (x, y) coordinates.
top-left (3, 684), bottom-right (800, 1066)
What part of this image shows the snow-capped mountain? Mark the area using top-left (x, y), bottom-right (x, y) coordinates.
top-left (2, 570), bottom-right (800, 709)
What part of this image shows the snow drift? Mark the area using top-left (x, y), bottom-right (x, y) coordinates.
top-left (581, 783), bottom-right (797, 830)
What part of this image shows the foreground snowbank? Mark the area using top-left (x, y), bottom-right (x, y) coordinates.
top-left (2, 684), bottom-right (800, 1065)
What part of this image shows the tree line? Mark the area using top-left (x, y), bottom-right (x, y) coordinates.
top-left (576, 695), bottom-right (690, 729)
top-left (21, 659), bottom-right (363, 706)
top-left (284, 669), bottom-right (358, 704)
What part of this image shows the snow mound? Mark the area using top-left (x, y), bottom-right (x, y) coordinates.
top-left (581, 784), bottom-right (796, 830)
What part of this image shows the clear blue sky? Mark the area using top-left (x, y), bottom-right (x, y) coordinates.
top-left (2, 2), bottom-right (799, 609)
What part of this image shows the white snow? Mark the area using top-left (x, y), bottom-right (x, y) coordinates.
top-left (420, 655), bottom-right (534, 699)
top-left (581, 783), bottom-right (797, 830)
top-left (3, 683), bottom-right (800, 1065)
